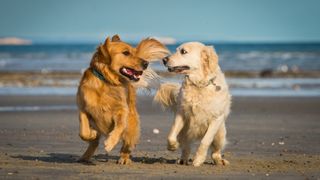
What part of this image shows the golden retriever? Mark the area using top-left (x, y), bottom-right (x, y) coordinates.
top-left (154, 42), bottom-right (231, 167)
top-left (77, 35), bottom-right (169, 164)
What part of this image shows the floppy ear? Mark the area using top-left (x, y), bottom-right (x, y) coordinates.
top-left (201, 46), bottom-right (218, 75)
top-left (111, 34), bottom-right (121, 42)
top-left (136, 38), bottom-right (170, 61)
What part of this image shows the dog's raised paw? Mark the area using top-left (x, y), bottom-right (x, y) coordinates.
top-left (167, 140), bottom-right (179, 151)
top-left (104, 140), bottom-right (116, 153)
top-left (117, 157), bottom-right (132, 165)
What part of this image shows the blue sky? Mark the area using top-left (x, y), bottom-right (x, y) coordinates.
top-left (1, 0), bottom-right (320, 43)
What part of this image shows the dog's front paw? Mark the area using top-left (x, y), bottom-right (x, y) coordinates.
top-left (192, 154), bottom-right (206, 167)
top-left (192, 143), bottom-right (209, 167)
top-left (104, 139), bottom-right (116, 153)
top-left (167, 139), bottom-right (179, 151)
top-left (117, 157), bottom-right (132, 165)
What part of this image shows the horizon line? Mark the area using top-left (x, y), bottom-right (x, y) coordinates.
top-left (1, 36), bottom-right (320, 45)
top-left (9, 40), bottom-right (320, 45)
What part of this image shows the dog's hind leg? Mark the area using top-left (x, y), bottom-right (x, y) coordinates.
top-left (211, 122), bottom-right (229, 166)
top-left (78, 134), bottom-right (101, 163)
top-left (79, 111), bottom-right (98, 141)
top-left (118, 113), bottom-right (140, 165)
top-left (178, 137), bottom-right (191, 165)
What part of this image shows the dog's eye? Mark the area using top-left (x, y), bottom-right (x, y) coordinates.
top-left (180, 48), bottom-right (187, 55)
top-left (122, 51), bottom-right (130, 56)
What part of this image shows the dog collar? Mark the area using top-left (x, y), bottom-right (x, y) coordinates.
top-left (186, 76), bottom-right (221, 91)
top-left (92, 68), bottom-right (107, 83)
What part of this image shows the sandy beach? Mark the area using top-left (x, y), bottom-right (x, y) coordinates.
top-left (0, 95), bottom-right (319, 179)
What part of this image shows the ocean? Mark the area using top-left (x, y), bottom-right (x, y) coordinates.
top-left (0, 43), bottom-right (319, 96)
top-left (1, 43), bottom-right (320, 72)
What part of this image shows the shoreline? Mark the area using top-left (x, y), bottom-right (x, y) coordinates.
top-left (0, 70), bottom-right (320, 87)
top-left (0, 71), bottom-right (319, 97)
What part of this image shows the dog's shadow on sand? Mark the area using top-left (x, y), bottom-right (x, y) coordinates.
top-left (11, 153), bottom-right (80, 164)
top-left (11, 153), bottom-right (177, 165)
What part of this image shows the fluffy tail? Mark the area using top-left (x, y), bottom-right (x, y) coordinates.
top-left (154, 83), bottom-right (180, 111)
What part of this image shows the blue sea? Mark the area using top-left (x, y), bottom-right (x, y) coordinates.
top-left (0, 43), bottom-right (319, 97)
top-left (0, 43), bottom-right (320, 72)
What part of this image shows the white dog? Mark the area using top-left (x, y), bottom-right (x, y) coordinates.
top-left (154, 42), bottom-right (231, 167)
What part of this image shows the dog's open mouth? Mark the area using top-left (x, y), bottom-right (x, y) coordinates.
top-left (168, 66), bottom-right (190, 73)
top-left (120, 67), bottom-right (143, 81)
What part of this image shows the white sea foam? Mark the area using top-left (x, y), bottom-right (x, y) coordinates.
top-left (1, 78), bottom-right (319, 97)
top-left (0, 105), bottom-right (76, 112)
top-left (0, 87), bottom-right (76, 95)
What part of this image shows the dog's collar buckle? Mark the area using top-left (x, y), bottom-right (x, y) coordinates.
top-left (209, 78), bottom-right (221, 91)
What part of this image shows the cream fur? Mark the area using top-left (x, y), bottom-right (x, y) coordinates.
top-left (154, 42), bottom-right (231, 167)
top-left (154, 83), bottom-right (180, 111)
top-left (132, 67), bottom-right (161, 90)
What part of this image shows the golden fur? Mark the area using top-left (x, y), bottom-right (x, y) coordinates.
top-left (154, 42), bottom-right (231, 167)
top-left (77, 35), bottom-right (169, 164)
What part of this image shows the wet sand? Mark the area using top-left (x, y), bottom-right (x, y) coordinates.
top-left (0, 95), bottom-right (319, 179)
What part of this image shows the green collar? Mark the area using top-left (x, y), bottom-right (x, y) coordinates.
top-left (91, 68), bottom-right (107, 83)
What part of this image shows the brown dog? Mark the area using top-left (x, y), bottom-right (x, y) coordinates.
top-left (77, 35), bottom-right (169, 164)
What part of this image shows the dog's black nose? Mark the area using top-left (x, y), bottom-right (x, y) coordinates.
top-left (141, 60), bottom-right (149, 70)
top-left (163, 56), bottom-right (169, 66)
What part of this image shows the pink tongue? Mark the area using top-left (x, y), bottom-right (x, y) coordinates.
top-left (126, 68), bottom-right (133, 75)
